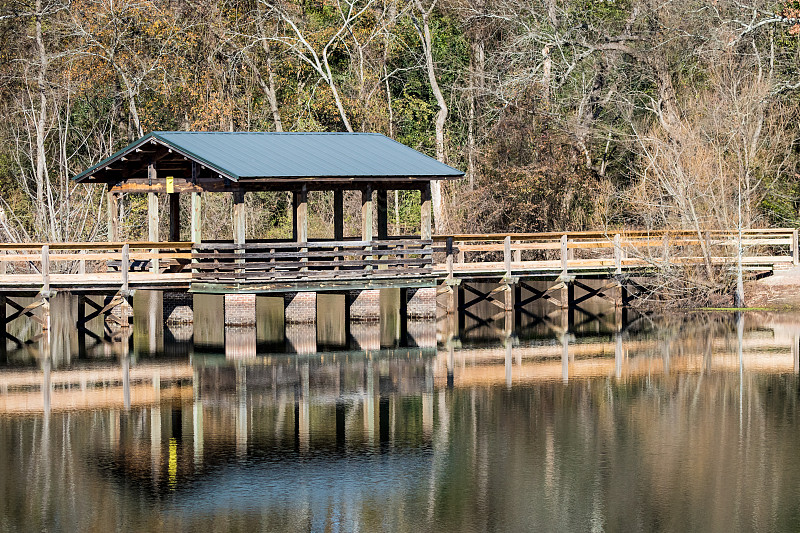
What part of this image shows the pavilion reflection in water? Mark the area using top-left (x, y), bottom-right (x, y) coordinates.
top-left (2, 291), bottom-right (800, 503)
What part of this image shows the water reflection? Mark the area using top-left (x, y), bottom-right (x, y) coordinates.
top-left (1, 290), bottom-right (800, 531)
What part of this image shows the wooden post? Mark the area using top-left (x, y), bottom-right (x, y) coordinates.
top-left (233, 190), bottom-right (246, 274)
top-left (233, 190), bottom-right (246, 245)
top-left (148, 169), bottom-right (159, 273)
top-left (793, 228), bottom-right (799, 265)
top-left (0, 250), bottom-right (7, 276)
top-left (295, 186), bottom-right (308, 271)
top-left (377, 189), bottom-right (388, 270)
top-left (41, 245), bottom-right (50, 293)
top-left (614, 234), bottom-right (623, 307)
top-left (446, 236), bottom-right (454, 282)
top-left (76, 293), bottom-right (86, 358)
top-left (504, 236), bottom-right (512, 279)
top-left (191, 192), bottom-right (202, 243)
top-left (399, 287), bottom-right (408, 346)
top-left (504, 235), bottom-right (513, 310)
top-left (560, 234), bottom-right (569, 309)
top-left (0, 294), bottom-right (6, 362)
top-left (121, 243), bottom-right (129, 293)
top-left (377, 190), bottom-right (388, 238)
top-left (169, 193), bottom-right (180, 242)
top-left (513, 242), bottom-right (521, 263)
top-left (420, 183), bottom-right (432, 241)
top-left (662, 233), bottom-right (669, 267)
top-left (333, 190), bottom-right (344, 241)
top-left (148, 192), bottom-right (159, 242)
top-left (362, 185), bottom-right (373, 270)
top-left (106, 191), bottom-right (119, 241)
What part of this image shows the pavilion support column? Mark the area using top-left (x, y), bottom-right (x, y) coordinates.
top-left (295, 186), bottom-right (308, 271)
top-left (377, 190), bottom-right (388, 239)
top-left (191, 192), bottom-right (202, 243)
top-left (106, 190), bottom-right (119, 242)
top-left (233, 190), bottom-right (246, 245)
top-left (362, 185), bottom-right (373, 270)
top-left (148, 186), bottom-right (160, 274)
top-left (421, 182), bottom-right (432, 240)
top-left (376, 189), bottom-right (388, 269)
top-left (333, 190), bottom-right (344, 241)
top-left (169, 193), bottom-right (180, 242)
top-left (233, 190), bottom-right (246, 273)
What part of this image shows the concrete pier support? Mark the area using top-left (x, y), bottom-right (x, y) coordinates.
top-left (163, 292), bottom-right (193, 324)
top-left (284, 292), bottom-right (317, 324)
top-left (224, 294), bottom-right (256, 326)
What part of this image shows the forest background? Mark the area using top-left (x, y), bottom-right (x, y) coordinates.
top-left (2, 0), bottom-right (800, 254)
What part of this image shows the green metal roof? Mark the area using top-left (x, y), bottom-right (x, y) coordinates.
top-left (74, 131), bottom-right (464, 182)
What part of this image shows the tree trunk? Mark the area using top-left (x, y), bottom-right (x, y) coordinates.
top-left (416, 1), bottom-right (447, 232)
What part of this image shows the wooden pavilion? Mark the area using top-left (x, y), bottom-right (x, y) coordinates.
top-left (74, 131), bottom-right (463, 293)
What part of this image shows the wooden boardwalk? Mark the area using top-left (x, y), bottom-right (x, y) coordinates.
top-left (0, 228), bottom-right (795, 295)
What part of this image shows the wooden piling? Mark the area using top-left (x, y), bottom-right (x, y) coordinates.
top-left (121, 243), bottom-right (129, 293)
top-left (0, 294), bottom-right (6, 361)
top-left (504, 236), bottom-right (513, 311)
top-left (41, 245), bottom-right (50, 293)
top-left (560, 235), bottom-right (569, 309)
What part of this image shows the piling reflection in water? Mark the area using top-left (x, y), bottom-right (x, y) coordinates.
top-left (1, 289), bottom-right (800, 530)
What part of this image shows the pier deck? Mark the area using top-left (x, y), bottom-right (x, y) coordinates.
top-left (0, 228), bottom-right (795, 293)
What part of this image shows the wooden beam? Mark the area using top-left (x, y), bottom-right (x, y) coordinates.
top-left (420, 182), bottom-right (432, 240)
top-left (191, 192), bottom-right (202, 243)
top-left (106, 191), bottom-right (119, 241)
top-left (334, 190), bottom-right (344, 241)
top-left (169, 193), bottom-right (180, 242)
top-left (233, 190), bottom-right (246, 245)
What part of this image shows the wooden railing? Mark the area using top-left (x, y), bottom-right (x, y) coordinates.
top-left (192, 238), bottom-right (433, 282)
top-left (433, 229), bottom-right (799, 278)
top-left (0, 229), bottom-right (794, 289)
top-left (0, 242), bottom-right (193, 290)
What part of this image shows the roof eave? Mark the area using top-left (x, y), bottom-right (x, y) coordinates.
top-left (73, 133), bottom-right (241, 183)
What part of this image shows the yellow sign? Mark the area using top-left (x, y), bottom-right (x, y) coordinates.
top-left (166, 175), bottom-right (174, 194)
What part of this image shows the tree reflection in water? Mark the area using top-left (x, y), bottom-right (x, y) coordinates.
top-left (0, 291), bottom-right (799, 531)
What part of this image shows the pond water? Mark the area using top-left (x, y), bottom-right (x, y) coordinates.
top-left (1, 291), bottom-right (800, 532)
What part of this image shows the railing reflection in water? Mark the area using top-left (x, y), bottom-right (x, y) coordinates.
top-left (2, 289), bottom-right (800, 531)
